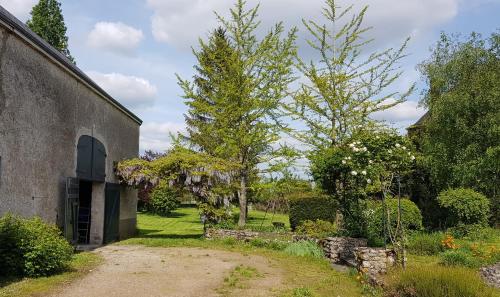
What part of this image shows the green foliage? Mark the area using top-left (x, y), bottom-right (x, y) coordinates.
top-left (439, 249), bottom-right (481, 268)
top-left (310, 129), bottom-right (417, 238)
top-left (364, 198), bottom-right (423, 246)
top-left (198, 203), bottom-right (231, 226)
top-left (0, 214), bottom-right (24, 276)
top-left (284, 241), bottom-right (324, 259)
top-left (27, 0), bottom-right (74, 62)
top-left (116, 146), bottom-right (239, 222)
top-left (284, 0), bottom-right (413, 149)
top-left (0, 215), bottom-right (73, 277)
top-left (295, 220), bottom-right (337, 239)
top-left (149, 182), bottom-right (180, 216)
top-left (385, 265), bottom-right (497, 297)
top-left (437, 188), bottom-right (490, 227)
top-left (178, 0), bottom-right (298, 227)
top-left (288, 192), bottom-right (337, 230)
top-left (248, 238), bottom-right (288, 251)
top-left (406, 232), bottom-right (445, 256)
top-left (290, 287), bottom-right (316, 297)
top-left (419, 32), bottom-right (500, 225)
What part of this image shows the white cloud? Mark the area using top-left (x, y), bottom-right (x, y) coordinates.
top-left (86, 71), bottom-right (157, 109)
top-left (87, 22), bottom-right (144, 55)
top-left (140, 122), bottom-right (186, 152)
top-left (371, 98), bottom-right (426, 123)
top-left (147, 0), bottom-right (459, 49)
top-left (0, 0), bottom-right (37, 21)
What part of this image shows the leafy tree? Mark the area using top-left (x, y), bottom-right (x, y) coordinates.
top-left (419, 32), bottom-right (500, 225)
top-left (311, 128), bottom-right (417, 265)
top-left (284, 0), bottom-right (413, 150)
top-left (27, 0), bottom-right (74, 62)
top-left (116, 146), bottom-right (239, 206)
top-left (178, 1), bottom-right (297, 226)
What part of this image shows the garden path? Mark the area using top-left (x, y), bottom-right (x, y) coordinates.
top-left (48, 245), bottom-right (285, 297)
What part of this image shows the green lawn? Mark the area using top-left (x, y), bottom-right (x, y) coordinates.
top-left (135, 205), bottom-right (290, 240)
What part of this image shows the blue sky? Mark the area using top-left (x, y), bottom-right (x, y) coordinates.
top-left (1, 0), bottom-right (499, 153)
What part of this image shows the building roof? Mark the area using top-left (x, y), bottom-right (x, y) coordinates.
top-left (0, 5), bottom-right (142, 125)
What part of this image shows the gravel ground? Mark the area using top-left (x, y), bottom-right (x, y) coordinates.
top-left (47, 245), bottom-right (285, 297)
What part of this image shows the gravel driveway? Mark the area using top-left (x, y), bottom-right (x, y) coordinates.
top-left (48, 245), bottom-right (285, 297)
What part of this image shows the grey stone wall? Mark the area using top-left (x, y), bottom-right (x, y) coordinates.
top-left (0, 25), bottom-right (139, 241)
top-left (320, 237), bottom-right (368, 264)
top-left (354, 247), bottom-right (396, 284)
top-left (205, 228), bottom-right (260, 241)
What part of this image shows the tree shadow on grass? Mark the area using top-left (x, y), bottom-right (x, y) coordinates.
top-left (0, 276), bottom-right (22, 289)
top-left (136, 230), bottom-right (203, 239)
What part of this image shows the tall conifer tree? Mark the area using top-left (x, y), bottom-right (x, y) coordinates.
top-left (27, 0), bottom-right (74, 62)
top-left (178, 1), bottom-right (297, 226)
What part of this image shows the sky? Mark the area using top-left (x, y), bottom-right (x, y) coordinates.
top-left (1, 0), bottom-right (499, 155)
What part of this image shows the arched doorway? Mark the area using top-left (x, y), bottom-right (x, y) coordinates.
top-left (65, 135), bottom-right (118, 245)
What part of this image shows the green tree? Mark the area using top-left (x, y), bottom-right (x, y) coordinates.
top-left (419, 32), bottom-right (500, 225)
top-left (27, 0), bottom-right (74, 62)
top-left (178, 0), bottom-right (297, 226)
top-left (284, 0), bottom-right (413, 150)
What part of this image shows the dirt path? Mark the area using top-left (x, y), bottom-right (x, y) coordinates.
top-left (48, 245), bottom-right (285, 297)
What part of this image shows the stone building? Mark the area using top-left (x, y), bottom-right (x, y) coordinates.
top-left (0, 7), bottom-right (141, 245)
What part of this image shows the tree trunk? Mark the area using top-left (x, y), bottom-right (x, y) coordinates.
top-left (238, 171), bottom-right (248, 227)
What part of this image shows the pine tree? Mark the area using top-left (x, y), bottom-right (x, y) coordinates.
top-left (178, 1), bottom-right (297, 226)
top-left (27, 0), bottom-right (74, 62)
top-left (182, 27), bottom-right (239, 157)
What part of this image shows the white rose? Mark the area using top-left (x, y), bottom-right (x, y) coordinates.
top-left (361, 170), bottom-right (367, 175)
top-left (342, 160), bottom-right (346, 164)
top-left (411, 155), bottom-right (416, 160)
top-left (367, 179), bottom-right (372, 184)
top-left (351, 171), bottom-right (358, 176)
top-left (402, 146), bottom-right (406, 150)
top-left (396, 143), bottom-right (401, 148)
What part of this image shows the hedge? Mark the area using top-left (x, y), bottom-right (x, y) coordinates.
top-left (288, 192), bottom-right (337, 230)
top-left (0, 214), bottom-right (73, 277)
top-left (437, 188), bottom-right (490, 227)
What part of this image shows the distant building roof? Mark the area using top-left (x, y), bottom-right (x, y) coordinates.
top-left (0, 5), bottom-right (142, 125)
top-left (407, 112), bottom-right (429, 131)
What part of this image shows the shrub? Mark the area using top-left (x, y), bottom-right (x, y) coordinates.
top-left (284, 241), bottom-right (324, 258)
top-left (289, 192), bottom-right (337, 230)
top-left (437, 188), bottom-right (490, 227)
top-left (385, 265), bottom-right (497, 297)
top-left (0, 214), bottom-right (24, 276)
top-left (406, 232), bottom-right (445, 256)
top-left (439, 249), bottom-right (481, 268)
top-left (364, 198), bottom-right (422, 246)
top-left (248, 238), bottom-right (288, 251)
top-left (0, 215), bottom-right (73, 277)
top-left (149, 182), bottom-right (180, 216)
top-left (295, 220), bottom-right (337, 239)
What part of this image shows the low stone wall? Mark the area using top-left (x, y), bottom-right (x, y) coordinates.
top-left (320, 237), bottom-right (368, 264)
top-left (354, 247), bottom-right (396, 284)
top-left (480, 263), bottom-right (500, 288)
top-left (204, 228), bottom-right (259, 241)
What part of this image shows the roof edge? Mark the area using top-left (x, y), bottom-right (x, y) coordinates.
top-left (0, 5), bottom-right (142, 125)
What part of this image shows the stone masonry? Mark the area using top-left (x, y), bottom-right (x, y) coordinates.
top-left (205, 228), bottom-right (260, 241)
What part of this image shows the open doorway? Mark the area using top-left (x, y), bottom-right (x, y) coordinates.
top-left (78, 180), bottom-right (92, 244)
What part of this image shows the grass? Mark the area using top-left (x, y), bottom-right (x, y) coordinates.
top-left (0, 252), bottom-right (102, 297)
top-left (216, 265), bottom-right (262, 296)
top-left (121, 206), bottom-right (364, 297)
